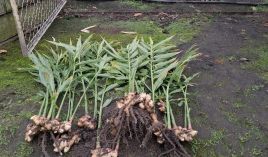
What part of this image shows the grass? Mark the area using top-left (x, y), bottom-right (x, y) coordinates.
top-left (223, 111), bottom-right (239, 123)
top-left (191, 130), bottom-right (225, 157)
top-left (166, 16), bottom-right (212, 44)
top-left (0, 110), bottom-right (33, 146)
top-left (0, 92), bottom-right (37, 155)
top-left (0, 110), bottom-right (20, 146)
top-left (119, 0), bottom-right (153, 11)
top-left (238, 132), bottom-right (251, 143)
top-left (0, 124), bottom-right (18, 145)
top-left (242, 44), bottom-right (268, 81)
top-left (244, 84), bottom-right (265, 97)
top-left (233, 101), bottom-right (245, 109)
top-left (15, 142), bottom-right (33, 157)
top-left (191, 111), bottom-right (208, 127)
top-left (251, 147), bottom-right (262, 156)
top-left (43, 14), bottom-right (212, 46)
top-left (252, 5), bottom-right (268, 12)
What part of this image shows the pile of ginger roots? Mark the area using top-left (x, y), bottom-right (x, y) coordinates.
top-left (25, 92), bottom-right (197, 157)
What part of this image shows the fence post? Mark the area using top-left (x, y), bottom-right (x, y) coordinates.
top-left (9, 0), bottom-right (28, 56)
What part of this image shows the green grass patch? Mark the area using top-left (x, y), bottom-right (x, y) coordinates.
top-left (191, 130), bottom-right (225, 157)
top-left (166, 16), bottom-right (212, 44)
top-left (15, 142), bottom-right (33, 157)
top-left (252, 5), bottom-right (268, 12)
top-left (43, 15), bottom-right (212, 46)
top-left (119, 0), bottom-right (153, 11)
top-left (242, 44), bottom-right (268, 81)
top-left (0, 111), bottom-right (19, 146)
top-left (223, 111), bottom-right (239, 123)
top-left (0, 97), bottom-right (37, 154)
top-left (233, 101), bottom-right (245, 109)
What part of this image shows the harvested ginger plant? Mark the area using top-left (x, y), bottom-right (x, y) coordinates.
top-left (101, 93), bottom-right (154, 145)
top-left (100, 93), bottom-right (191, 157)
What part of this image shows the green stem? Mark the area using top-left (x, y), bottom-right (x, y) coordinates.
top-left (187, 108), bottom-right (192, 129)
top-left (69, 91), bottom-right (75, 121)
top-left (165, 85), bottom-right (171, 129)
top-left (66, 91), bottom-right (72, 121)
top-left (47, 94), bottom-right (57, 119)
top-left (94, 75), bottom-right (98, 118)
top-left (98, 86), bottom-right (106, 130)
top-left (127, 51), bottom-right (132, 93)
top-left (183, 85), bottom-right (188, 128)
top-left (38, 96), bottom-right (46, 116)
top-left (82, 78), bottom-right (88, 115)
top-left (96, 81), bottom-right (108, 147)
top-left (56, 87), bottom-right (70, 119)
top-left (42, 90), bottom-right (49, 117)
top-left (70, 83), bottom-right (91, 121)
top-left (170, 105), bottom-right (177, 128)
top-left (150, 46), bottom-right (155, 103)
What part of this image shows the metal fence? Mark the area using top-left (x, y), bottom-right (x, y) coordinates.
top-left (9, 0), bottom-right (66, 55)
top-left (1, 0), bottom-right (11, 15)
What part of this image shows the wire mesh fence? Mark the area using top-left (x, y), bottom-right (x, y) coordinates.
top-left (10, 0), bottom-right (66, 55)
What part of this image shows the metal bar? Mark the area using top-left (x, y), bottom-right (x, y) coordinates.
top-left (9, 0), bottom-right (28, 56)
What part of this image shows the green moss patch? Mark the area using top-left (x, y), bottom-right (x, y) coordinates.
top-left (0, 42), bottom-right (38, 94)
top-left (166, 16), bottom-right (212, 44)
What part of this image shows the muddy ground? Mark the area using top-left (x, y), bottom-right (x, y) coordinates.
top-left (0, 1), bottom-right (268, 157)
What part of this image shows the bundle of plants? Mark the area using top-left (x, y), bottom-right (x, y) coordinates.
top-left (24, 51), bottom-right (79, 155)
top-left (91, 37), bottom-right (200, 157)
top-left (24, 36), bottom-right (113, 155)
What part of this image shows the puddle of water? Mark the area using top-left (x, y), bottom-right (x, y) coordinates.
top-left (0, 13), bottom-right (16, 42)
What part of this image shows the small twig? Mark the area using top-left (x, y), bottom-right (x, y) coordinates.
top-left (121, 31), bottom-right (137, 35)
top-left (81, 25), bottom-right (97, 33)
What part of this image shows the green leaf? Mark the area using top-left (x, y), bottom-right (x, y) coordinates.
top-left (153, 36), bottom-right (174, 49)
top-left (102, 98), bottom-right (113, 108)
top-left (154, 60), bottom-right (179, 91)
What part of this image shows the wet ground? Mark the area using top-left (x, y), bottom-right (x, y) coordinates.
top-left (0, 1), bottom-right (268, 157)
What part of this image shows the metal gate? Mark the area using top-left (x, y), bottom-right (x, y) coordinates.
top-left (9, 0), bottom-right (66, 55)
